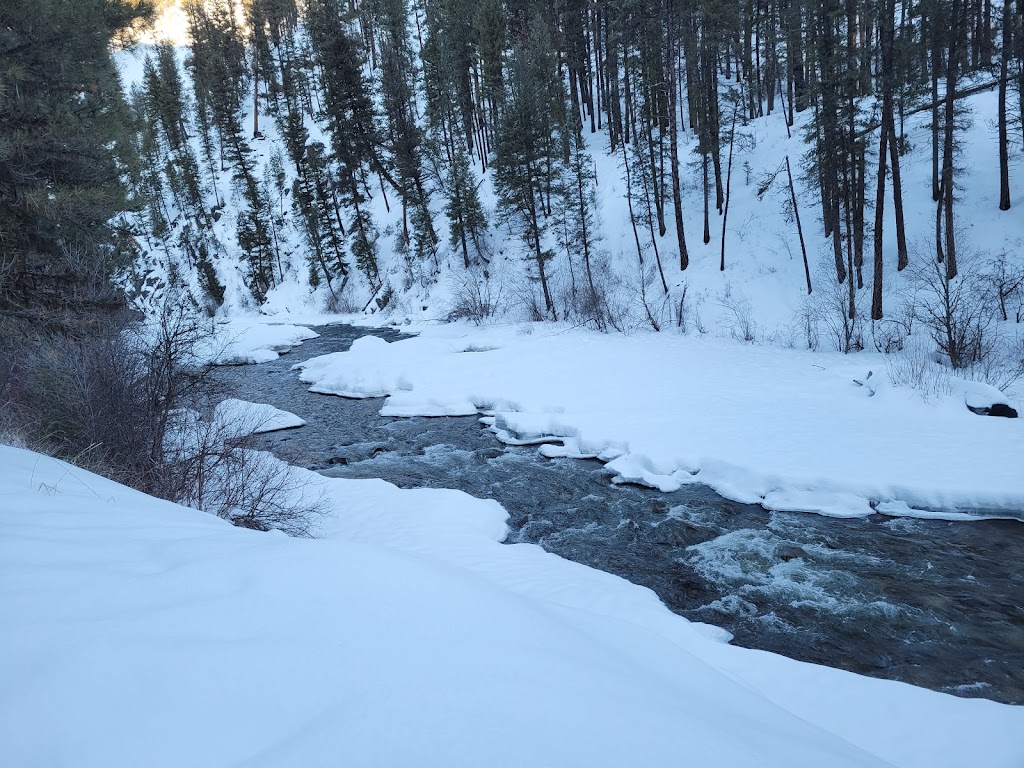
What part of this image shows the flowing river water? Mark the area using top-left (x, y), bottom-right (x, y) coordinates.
top-left (213, 323), bottom-right (1024, 704)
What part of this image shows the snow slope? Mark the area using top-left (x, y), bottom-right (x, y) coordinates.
top-left (2, 444), bottom-right (1022, 767)
top-left (296, 323), bottom-right (1024, 518)
top-left (116, 30), bottom-right (1024, 346)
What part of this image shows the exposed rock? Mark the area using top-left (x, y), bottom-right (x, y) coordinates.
top-left (966, 403), bottom-right (1019, 418)
top-left (776, 544), bottom-right (809, 562)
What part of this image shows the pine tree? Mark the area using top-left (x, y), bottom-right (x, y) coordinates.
top-left (493, 17), bottom-right (566, 320)
top-left (997, 0), bottom-right (1013, 211)
top-left (558, 108), bottom-right (604, 325)
top-left (306, 0), bottom-right (388, 287)
top-left (443, 150), bottom-right (489, 267)
top-left (0, 0), bottom-right (152, 324)
top-left (378, 0), bottom-right (439, 266)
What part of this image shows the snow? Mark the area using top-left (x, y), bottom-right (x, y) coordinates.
top-left (874, 500), bottom-right (1019, 522)
top-left (116, 32), bottom-right (1023, 345)
top-left (2, 443), bottom-right (1022, 767)
top-left (63, 30), bottom-right (1023, 765)
top-left (296, 323), bottom-right (1024, 519)
top-left (199, 318), bottom-right (320, 365)
top-left (213, 398), bottom-right (306, 434)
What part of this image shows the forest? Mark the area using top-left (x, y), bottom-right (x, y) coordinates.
top-left (2, 0), bottom-right (1022, 328)
top-left (122, 0), bottom-right (1024, 329)
top-left (1, 0), bottom-right (1023, 493)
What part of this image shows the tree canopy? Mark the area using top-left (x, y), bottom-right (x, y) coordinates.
top-left (0, 0), bottom-right (152, 326)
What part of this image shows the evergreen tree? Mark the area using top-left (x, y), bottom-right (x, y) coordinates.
top-left (443, 150), bottom-right (489, 268)
top-left (493, 17), bottom-right (566, 320)
top-left (186, 0), bottom-right (275, 301)
top-left (305, 0), bottom-right (388, 287)
top-left (0, 0), bottom-right (152, 323)
top-left (557, 109), bottom-right (604, 325)
top-left (378, 0), bottom-right (439, 266)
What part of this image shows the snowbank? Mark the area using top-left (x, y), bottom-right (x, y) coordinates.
top-left (296, 324), bottom-right (1024, 519)
top-left (2, 444), bottom-right (1022, 767)
top-left (199, 318), bottom-right (319, 365)
top-left (213, 398), bottom-right (306, 434)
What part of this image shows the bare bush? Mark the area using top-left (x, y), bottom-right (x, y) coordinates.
top-left (446, 269), bottom-right (504, 324)
top-left (982, 251), bottom-right (1024, 323)
top-left (2, 318), bottom-right (162, 487)
top-left (611, 258), bottom-right (668, 332)
top-left (871, 296), bottom-right (915, 354)
top-left (0, 300), bottom-right (323, 536)
top-left (716, 283), bottom-right (757, 342)
top-left (323, 284), bottom-right (360, 314)
top-left (794, 300), bottom-right (820, 350)
top-left (808, 263), bottom-right (864, 353)
top-left (884, 338), bottom-right (954, 401)
top-left (961, 328), bottom-right (1024, 392)
top-left (558, 253), bottom-right (631, 332)
top-left (907, 245), bottom-right (992, 370)
top-left (165, 407), bottom-right (326, 537)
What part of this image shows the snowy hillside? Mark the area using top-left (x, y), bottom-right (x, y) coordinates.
top-left (115, 2), bottom-right (1024, 369)
top-left (2, 443), bottom-right (1023, 767)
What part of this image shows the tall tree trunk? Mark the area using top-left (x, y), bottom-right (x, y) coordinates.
top-left (703, 153), bottom-right (711, 243)
top-left (998, 0), bottom-right (1012, 210)
top-left (942, 0), bottom-right (963, 280)
top-left (668, 27), bottom-right (690, 269)
top-left (931, 4), bottom-right (942, 201)
top-left (720, 93), bottom-right (740, 271)
top-left (785, 156), bottom-right (812, 293)
top-left (873, 111), bottom-right (889, 320)
top-left (886, 108), bottom-right (909, 270)
top-left (525, 165), bottom-right (556, 320)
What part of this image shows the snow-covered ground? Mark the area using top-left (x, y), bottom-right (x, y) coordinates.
top-left (198, 319), bottom-right (321, 365)
top-left (296, 322), bottom-right (1024, 519)
top-left (213, 398), bottom-right (306, 434)
top-left (2, 443), bottom-right (1022, 767)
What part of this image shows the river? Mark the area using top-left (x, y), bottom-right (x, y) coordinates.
top-left (213, 322), bottom-right (1024, 704)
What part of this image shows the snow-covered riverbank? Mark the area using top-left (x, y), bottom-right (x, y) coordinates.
top-left (295, 321), bottom-right (1024, 520)
top-left (2, 442), bottom-right (1022, 767)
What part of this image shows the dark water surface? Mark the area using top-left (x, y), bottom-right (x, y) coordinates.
top-left (213, 323), bottom-right (1024, 704)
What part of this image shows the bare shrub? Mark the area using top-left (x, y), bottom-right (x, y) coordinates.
top-left (961, 328), bottom-right (1024, 392)
top-left (897, 241), bottom-right (1024, 394)
top-left (982, 251), bottom-right (1024, 323)
top-left (558, 252), bottom-right (631, 332)
top-left (871, 319), bottom-right (906, 354)
top-left (446, 269), bottom-right (503, 324)
top-left (716, 283), bottom-right (757, 342)
top-left (504, 264), bottom-right (556, 324)
top-left (794, 300), bottom-right (820, 350)
top-left (165, 407), bottom-right (326, 537)
top-left (809, 264), bottom-right (864, 353)
top-left (611, 257), bottom-right (668, 332)
top-left (1, 300), bottom-right (323, 536)
top-left (907, 244), bottom-right (992, 370)
top-left (871, 295), bottom-right (916, 354)
top-left (2, 318), bottom-right (162, 487)
top-left (884, 338), bottom-right (954, 401)
top-left (323, 284), bottom-right (360, 314)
